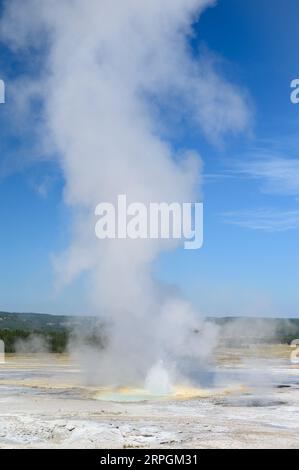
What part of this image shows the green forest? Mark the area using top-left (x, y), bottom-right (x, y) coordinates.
top-left (0, 312), bottom-right (298, 353)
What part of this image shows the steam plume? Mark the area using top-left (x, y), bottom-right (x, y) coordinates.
top-left (1, 0), bottom-right (250, 386)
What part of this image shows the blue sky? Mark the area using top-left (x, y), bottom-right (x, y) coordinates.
top-left (0, 0), bottom-right (299, 317)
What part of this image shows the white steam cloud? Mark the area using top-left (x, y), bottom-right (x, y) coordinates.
top-left (1, 0), bottom-right (250, 387)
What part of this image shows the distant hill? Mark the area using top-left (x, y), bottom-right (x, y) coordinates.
top-left (0, 311), bottom-right (69, 331)
top-left (0, 311), bottom-right (298, 352)
top-left (209, 316), bottom-right (299, 345)
top-left (0, 311), bottom-right (104, 353)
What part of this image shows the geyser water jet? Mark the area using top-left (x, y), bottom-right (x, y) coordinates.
top-left (145, 360), bottom-right (173, 396)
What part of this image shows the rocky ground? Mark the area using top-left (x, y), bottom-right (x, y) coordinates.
top-left (0, 347), bottom-right (298, 449)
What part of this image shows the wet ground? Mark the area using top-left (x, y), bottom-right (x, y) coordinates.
top-left (0, 346), bottom-right (298, 448)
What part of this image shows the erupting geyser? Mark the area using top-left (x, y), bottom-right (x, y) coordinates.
top-left (145, 361), bottom-right (173, 396)
top-left (1, 0), bottom-right (250, 387)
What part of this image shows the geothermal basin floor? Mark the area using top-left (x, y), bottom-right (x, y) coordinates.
top-left (0, 346), bottom-right (298, 449)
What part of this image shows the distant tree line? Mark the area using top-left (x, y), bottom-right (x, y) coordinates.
top-left (0, 317), bottom-right (298, 353)
top-left (0, 329), bottom-right (69, 353)
top-left (0, 327), bottom-right (107, 353)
